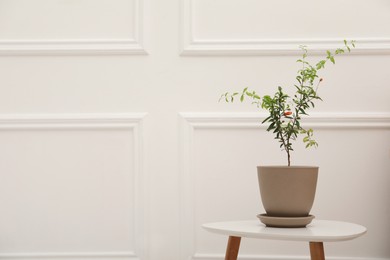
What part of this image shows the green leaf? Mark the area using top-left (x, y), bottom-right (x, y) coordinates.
top-left (316, 60), bottom-right (326, 69)
top-left (262, 116), bottom-right (272, 124)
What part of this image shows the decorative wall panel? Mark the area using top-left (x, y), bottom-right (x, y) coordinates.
top-left (0, 114), bottom-right (147, 260)
top-left (181, 0), bottom-right (390, 55)
top-left (179, 112), bottom-right (390, 259)
top-left (0, 0), bottom-right (146, 55)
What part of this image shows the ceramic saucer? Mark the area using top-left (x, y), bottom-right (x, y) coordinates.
top-left (257, 214), bottom-right (315, 228)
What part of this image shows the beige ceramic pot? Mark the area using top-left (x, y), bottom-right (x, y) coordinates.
top-left (257, 166), bottom-right (319, 217)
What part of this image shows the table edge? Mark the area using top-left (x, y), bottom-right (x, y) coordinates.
top-left (202, 220), bottom-right (367, 242)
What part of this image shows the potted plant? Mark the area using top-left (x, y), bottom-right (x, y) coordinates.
top-left (220, 40), bottom-right (355, 227)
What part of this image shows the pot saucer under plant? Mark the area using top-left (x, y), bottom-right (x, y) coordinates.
top-left (257, 214), bottom-right (314, 228)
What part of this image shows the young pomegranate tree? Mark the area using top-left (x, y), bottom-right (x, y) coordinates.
top-left (220, 40), bottom-right (355, 166)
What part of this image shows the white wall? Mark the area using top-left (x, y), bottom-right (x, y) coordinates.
top-left (0, 1), bottom-right (389, 260)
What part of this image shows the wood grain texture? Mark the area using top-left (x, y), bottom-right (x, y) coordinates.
top-left (310, 242), bottom-right (325, 260)
top-left (225, 236), bottom-right (241, 260)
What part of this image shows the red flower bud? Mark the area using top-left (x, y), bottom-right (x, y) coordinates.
top-left (284, 111), bottom-right (292, 116)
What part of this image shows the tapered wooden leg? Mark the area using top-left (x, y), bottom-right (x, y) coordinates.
top-left (310, 242), bottom-right (325, 260)
top-left (225, 236), bottom-right (241, 260)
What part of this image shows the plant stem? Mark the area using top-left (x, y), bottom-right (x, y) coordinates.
top-left (279, 131), bottom-right (290, 166)
top-left (287, 150), bottom-right (291, 166)
top-left (278, 120), bottom-right (291, 166)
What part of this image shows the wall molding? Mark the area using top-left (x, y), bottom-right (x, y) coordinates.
top-left (181, 38), bottom-right (390, 56)
top-left (0, 0), bottom-right (146, 56)
top-left (0, 252), bottom-right (139, 260)
top-left (0, 39), bottom-right (146, 56)
top-left (0, 113), bottom-right (148, 260)
top-left (0, 113), bottom-right (147, 129)
top-left (180, 0), bottom-right (390, 56)
top-left (180, 112), bottom-right (390, 129)
top-left (179, 112), bottom-right (390, 259)
top-left (192, 253), bottom-right (390, 260)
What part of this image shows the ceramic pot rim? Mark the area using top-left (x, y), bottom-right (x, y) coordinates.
top-left (258, 165), bottom-right (319, 169)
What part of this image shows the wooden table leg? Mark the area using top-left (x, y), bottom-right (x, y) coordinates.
top-left (310, 242), bottom-right (325, 260)
top-left (225, 236), bottom-right (241, 260)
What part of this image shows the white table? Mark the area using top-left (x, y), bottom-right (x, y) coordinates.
top-left (202, 220), bottom-right (367, 260)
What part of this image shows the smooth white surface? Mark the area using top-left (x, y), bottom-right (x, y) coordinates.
top-left (202, 220), bottom-right (367, 242)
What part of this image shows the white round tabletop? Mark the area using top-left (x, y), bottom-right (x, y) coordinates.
top-left (202, 220), bottom-right (367, 242)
